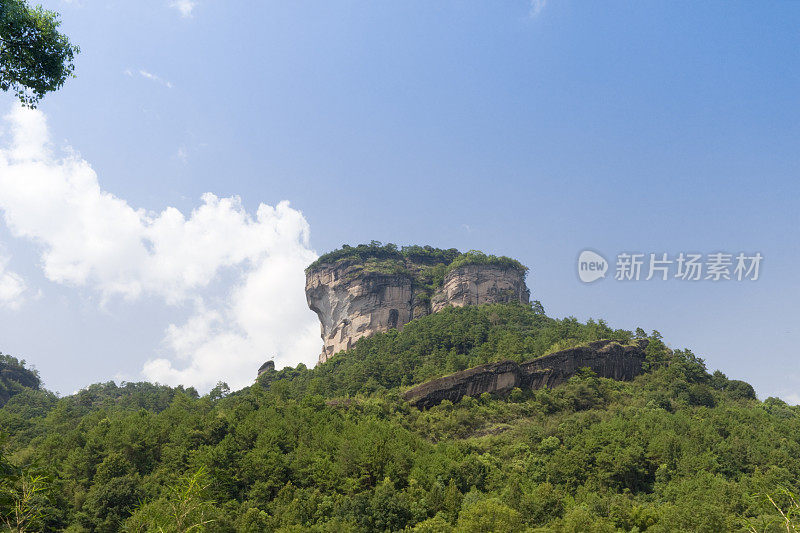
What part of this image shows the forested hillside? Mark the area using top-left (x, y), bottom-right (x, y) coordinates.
top-left (0, 353), bottom-right (40, 408)
top-left (1, 303), bottom-right (798, 532)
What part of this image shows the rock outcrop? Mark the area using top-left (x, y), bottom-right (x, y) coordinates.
top-left (257, 360), bottom-right (275, 377)
top-left (306, 254), bottom-right (530, 364)
top-left (403, 339), bottom-right (648, 409)
top-left (431, 264), bottom-right (531, 312)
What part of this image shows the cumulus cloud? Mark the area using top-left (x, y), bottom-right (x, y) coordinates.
top-left (0, 254), bottom-right (26, 310)
top-left (0, 106), bottom-right (320, 391)
top-left (170, 0), bottom-right (197, 18)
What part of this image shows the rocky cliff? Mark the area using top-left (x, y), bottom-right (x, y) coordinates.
top-left (431, 264), bottom-right (531, 312)
top-left (306, 245), bottom-right (530, 364)
top-left (403, 339), bottom-right (648, 408)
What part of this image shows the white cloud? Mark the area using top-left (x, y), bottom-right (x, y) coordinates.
top-left (0, 106), bottom-right (320, 391)
top-left (530, 0), bottom-right (546, 17)
top-left (124, 68), bottom-right (173, 89)
top-left (784, 393), bottom-right (800, 406)
top-left (170, 0), bottom-right (197, 18)
top-left (0, 254), bottom-right (26, 310)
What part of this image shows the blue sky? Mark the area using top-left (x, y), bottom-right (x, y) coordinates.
top-left (0, 1), bottom-right (798, 399)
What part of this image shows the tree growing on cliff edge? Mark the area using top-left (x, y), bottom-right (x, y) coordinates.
top-left (0, 0), bottom-right (79, 107)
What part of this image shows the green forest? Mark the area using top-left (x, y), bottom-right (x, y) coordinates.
top-left (1, 0), bottom-right (796, 531)
top-left (1, 303), bottom-right (799, 532)
top-left (306, 242), bottom-right (526, 276)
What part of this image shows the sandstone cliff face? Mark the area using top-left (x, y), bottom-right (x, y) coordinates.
top-left (403, 339), bottom-right (647, 409)
top-left (306, 260), bottom-right (530, 364)
top-left (431, 264), bottom-right (531, 312)
top-left (306, 262), bottom-right (418, 363)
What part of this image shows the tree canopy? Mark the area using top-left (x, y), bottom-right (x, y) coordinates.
top-left (306, 242), bottom-right (526, 275)
top-left (0, 304), bottom-right (798, 531)
top-left (0, 0), bottom-right (78, 107)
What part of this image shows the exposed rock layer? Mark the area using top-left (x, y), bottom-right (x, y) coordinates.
top-left (257, 361), bottom-right (275, 377)
top-left (403, 339), bottom-right (647, 409)
top-left (306, 260), bottom-right (530, 364)
top-left (431, 265), bottom-right (531, 312)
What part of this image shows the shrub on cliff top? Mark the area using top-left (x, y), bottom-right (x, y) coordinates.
top-left (307, 241), bottom-right (404, 271)
top-left (306, 242), bottom-right (526, 275)
top-left (446, 250), bottom-right (528, 274)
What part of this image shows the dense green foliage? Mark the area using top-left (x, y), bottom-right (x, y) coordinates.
top-left (266, 303), bottom-right (632, 398)
top-left (445, 250), bottom-right (528, 275)
top-left (307, 242), bottom-right (458, 272)
top-left (0, 353), bottom-right (40, 408)
top-left (0, 0), bottom-right (79, 107)
top-left (306, 242), bottom-right (527, 277)
top-left (0, 304), bottom-right (798, 532)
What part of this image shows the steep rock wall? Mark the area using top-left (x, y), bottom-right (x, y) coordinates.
top-left (431, 264), bottom-right (531, 312)
top-left (306, 260), bottom-right (530, 364)
top-left (306, 262), bottom-right (423, 363)
top-left (403, 339), bottom-right (647, 409)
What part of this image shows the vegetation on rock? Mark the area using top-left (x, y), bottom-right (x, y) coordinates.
top-left (306, 242), bottom-right (527, 279)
